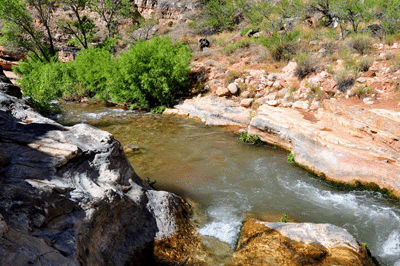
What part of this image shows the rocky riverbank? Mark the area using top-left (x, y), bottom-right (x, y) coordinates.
top-left (166, 94), bottom-right (400, 198)
top-left (166, 41), bottom-right (400, 198)
top-left (0, 66), bottom-right (193, 265)
top-left (0, 66), bottom-right (380, 265)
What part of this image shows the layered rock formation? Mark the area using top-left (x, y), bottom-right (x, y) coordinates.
top-left (0, 72), bottom-right (189, 265)
top-left (232, 219), bottom-right (377, 266)
top-left (167, 95), bottom-right (400, 198)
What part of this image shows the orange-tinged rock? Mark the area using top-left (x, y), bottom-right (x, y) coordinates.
top-left (232, 219), bottom-right (377, 266)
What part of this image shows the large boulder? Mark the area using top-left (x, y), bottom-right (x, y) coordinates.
top-left (0, 90), bottom-right (189, 265)
top-left (232, 219), bottom-right (377, 266)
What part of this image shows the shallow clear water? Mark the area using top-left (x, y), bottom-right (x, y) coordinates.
top-left (58, 102), bottom-right (400, 266)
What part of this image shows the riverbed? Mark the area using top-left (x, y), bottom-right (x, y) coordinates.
top-left (57, 102), bottom-right (400, 266)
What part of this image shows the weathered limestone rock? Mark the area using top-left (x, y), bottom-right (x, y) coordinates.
top-left (170, 95), bottom-right (251, 126)
top-left (240, 98), bottom-right (253, 107)
top-left (292, 100), bottom-right (309, 110)
top-left (232, 219), bottom-right (377, 266)
top-left (227, 83), bottom-right (238, 94)
top-left (216, 87), bottom-right (231, 97)
top-left (248, 101), bottom-right (400, 197)
top-left (0, 91), bottom-right (189, 265)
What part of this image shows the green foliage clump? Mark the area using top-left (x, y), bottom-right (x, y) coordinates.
top-left (72, 47), bottom-right (115, 101)
top-left (238, 131), bottom-right (262, 144)
top-left (279, 214), bottom-right (290, 223)
top-left (203, 0), bottom-right (246, 32)
top-left (357, 56), bottom-right (373, 72)
top-left (294, 53), bottom-right (319, 80)
top-left (15, 57), bottom-right (76, 104)
top-left (353, 85), bottom-right (374, 98)
top-left (260, 31), bottom-right (300, 61)
top-left (16, 36), bottom-right (192, 113)
top-left (287, 152), bottom-right (295, 163)
top-left (334, 68), bottom-right (357, 92)
top-left (347, 34), bottom-right (373, 55)
top-left (108, 36), bottom-right (192, 109)
top-left (224, 38), bottom-right (253, 55)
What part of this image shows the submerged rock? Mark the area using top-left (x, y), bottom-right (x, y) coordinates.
top-left (232, 219), bottom-right (377, 266)
top-left (0, 91), bottom-right (191, 265)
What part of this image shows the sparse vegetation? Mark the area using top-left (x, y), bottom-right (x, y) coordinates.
top-left (334, 68), bottom-right (358, 92)
top-left (347, 34), bottom-right (373, 55)
top-left (260, 31), bottom-right (300, 62)
top-left (353, 84), bottom-right (374, 98)
top-left (357, 56), bottom-right (373, 72)
top-left (287, 152), bottom-right (295, 163)
top-left (279, 214), bottom-right (290, 223)
top-left (294, 53), bottom-right (319, 80)
top-left (238, 131), bottom-right (262, 144)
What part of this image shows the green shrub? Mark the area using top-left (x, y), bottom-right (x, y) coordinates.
top-left (224, 38), bottom-right (253, 55)
top-left (279, 214), bottom-right (290, 223)
top-left (72, 48), bottom-right (115, 101)
top-left (260, 31), bottom-right (300, 61)
top-left (225, 70), bottom-right (243, 85)
top-left (347, 34), bottom-right (373, 55)
top-left (353, 84), bottom-right (373, 98)
top-left (294, 53), bottom-right (318, 80)
top-left (108, 36), bottom-right (192, 109)
top-left (203, 0), bottom-right (246, 32)
top-left (15, 36), bottom-right (192, 112)
top-left (357, 57), bottom-right (373, 72)
top-left (334, 68), bottom-right (357, 92)
top-left (15, 57), bottom-right (76, 105)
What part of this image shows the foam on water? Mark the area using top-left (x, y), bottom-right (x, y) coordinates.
top-left (198, 205), bottom-right (244, 248)
top-left (278, 175), bottom-right (400, 264)
top-left (381, 230), bottom-right (400, 258)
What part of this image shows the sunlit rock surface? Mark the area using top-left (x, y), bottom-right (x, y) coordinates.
top-left (232, 219), bottom-right (377, 266)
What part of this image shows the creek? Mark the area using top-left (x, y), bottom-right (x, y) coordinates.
top-left (57, 102), bottom-right (400, 266)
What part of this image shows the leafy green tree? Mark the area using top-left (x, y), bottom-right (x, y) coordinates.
top-left (332, 0), bottom-right (374, 33)
top-left (203, 0), bottom-right (247, 31)
top-left (0, 0), bottom-right (56, 62)
top-left (58, 0), bottom-right (96, 48)
top-left (309, 0), bottom-right (336, 27)
top-left (269, 0), bottom-right (304, 30)
top-left (376, 0), bottom-right (400, 35)
top-left (89, 0), bottom-right (139, 38)
top-left (243, 0), bottom-right (272, 28)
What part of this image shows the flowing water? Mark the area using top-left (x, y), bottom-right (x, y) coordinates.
top-left (57, 102), bottom-right (400, 265)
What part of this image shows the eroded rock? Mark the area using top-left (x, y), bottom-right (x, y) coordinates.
top-left (232, 219), bottom-right (377, 266)
top-left (0, 91), bottom-right (189, 265)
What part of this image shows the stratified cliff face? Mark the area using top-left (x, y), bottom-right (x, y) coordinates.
top-left (0, 69), bottom-right (185, 265)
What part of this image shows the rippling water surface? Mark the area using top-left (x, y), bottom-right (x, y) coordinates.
top-left (58, 102), bottom-right (400, 265)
